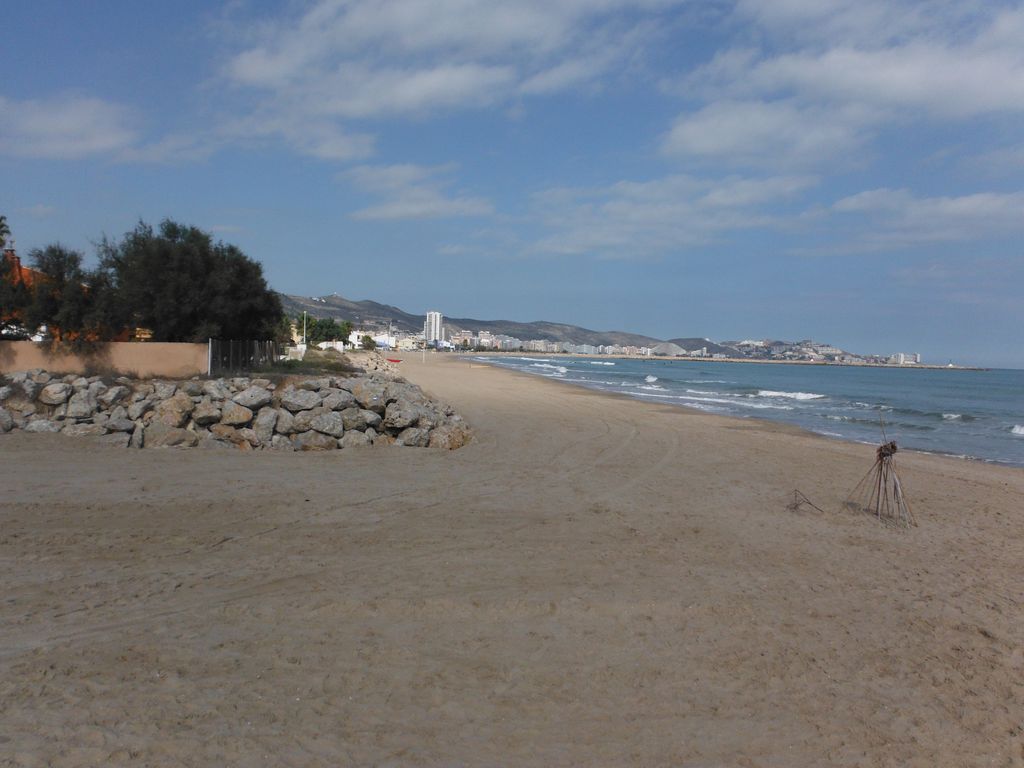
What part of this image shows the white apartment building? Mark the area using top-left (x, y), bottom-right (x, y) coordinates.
top-left (424, 311), bottom-right (444, 342)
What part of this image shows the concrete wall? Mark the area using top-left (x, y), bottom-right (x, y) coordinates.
top-left (0, 341), bottom-right (208, 378)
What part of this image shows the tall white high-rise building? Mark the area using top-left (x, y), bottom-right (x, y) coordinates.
top-left (424, 311), bottom-right (443, 342)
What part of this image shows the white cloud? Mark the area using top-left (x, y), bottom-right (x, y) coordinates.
top-left (0, 94), bottom-right (137, 159)
top-left (345, 164), bottom-right (493, 220)
top-left (220, 0), bottom-right (685, 159)
top-left (664, 100), bottom-right (874, 167)
top-left (532, 173), bottom-right (815, 258)
top-left (833, 187), bottom-right (1024, 244)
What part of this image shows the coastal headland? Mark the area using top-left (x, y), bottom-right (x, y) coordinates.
top-left (2, 355), bottom-right (1022, 765)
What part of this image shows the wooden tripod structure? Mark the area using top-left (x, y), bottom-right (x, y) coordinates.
top-left (844, 439), bottom-right (916, 528)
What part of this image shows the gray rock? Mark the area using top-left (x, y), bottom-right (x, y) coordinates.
top-left (251, 378), bottom-right (272, 389)
top-left (98, 385), bottom-right (129, 407)
top-left (310, 411), bottom-right (345, 438)
top-left (429, 423), bottom-right (472, 450)
top-left (66, 390), bottom-right (98, 419)
top-left (105, 418), bottom-right (136, 433)
top-left (297, 377), bottom-right (331, 391)
top-left (0, 385), bottom-right (11, 401)
top-left (38, 382), bottom-right (71, 405)
top-left (292, 407), bottom-right (327, 433)
top-left (31, 371), bottom-right (52, 384)
top-left (93, 411), bottom-right (109, 426)
top-left (62, 423), bottom-right (108, 437)
top-left (233, 385), bottom-right (273, 409)
top-left (364, 427), bottom-right (378, 443)
top-left (349, 378), bottom-right (389, 413)
top-left (274, 408), bottom-right (295, 435)
top-left (253, 407), bottom-right (278, 444)
top-left (270, 434), bottom-right (294, 451)
top-left (395, 426), bottom-right (431, 447)
top-left (182, 380), bottom-right (204, 396)
top-left (339, 430), bottom-right (371, 449)
top-left (153, 381), bottom-right (177, 400)
top-left (133, 383), bottom-right (154, 399)
top-left (210, 423), bottom-right (244, 445)
top-left (383, 400), bottom-right (420, 430)
top-left (220, 401), bottom-right (254, 426)
top-left (237, 427), bottom-right (261, 448)
top-left (202, 379), bottom-right (231, 400)
top-left (144, 422), bottom-right (198, 448)
top-left (0, 408), bottom-right (13, 433)
top-left (322, 389), bottom-right (357, 411)
top-left (20, 379), bottom-right (39, 400)
top-left (128, 399), bottom-right (154, 420)
top-left (98, 432), bottom-right (130, 448)
top-left (154, 392), bottom-right (194, 427)
top-left (24, 419), bottom-right (62, 433)
top-left (292, 430), bottom-right (338, 451)
top-left (230, 377), bottom-right (251, 391)
top-left (87, 380), bottom-right (108, 398)
top-left (191, 399), bottom-right (222, 426)
top-left (280, 387), bottom-right (322, 412)
top-left (109, 405), bottom-right (128, 421)
top-left (128, 422), bottom-right (145, 448)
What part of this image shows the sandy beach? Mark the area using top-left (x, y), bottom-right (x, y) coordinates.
top-left (2, 354), bottom-right (1023, 767)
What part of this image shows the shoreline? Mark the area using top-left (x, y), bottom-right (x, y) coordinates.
top-left (461, 353), bottom-right (1023, 469)
top-left (451, 349), bottom-right (988, 371)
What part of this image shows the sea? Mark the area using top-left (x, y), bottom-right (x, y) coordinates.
top-left (473, 355), bottom-right (1024, 467)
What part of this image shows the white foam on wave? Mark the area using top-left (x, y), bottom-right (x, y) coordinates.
top-left (590, 361), bottom-right (615, 366)
top-left (645, 375), bottom-right (658, 383)
top-left (757, 390), bottom-right (825, 400)
top-left (1012, 425), bottom-right (1024, 436)
top-left (531, 363), bottom-right (568, 375)
top-left (942, 413), bottom-right (963, 420)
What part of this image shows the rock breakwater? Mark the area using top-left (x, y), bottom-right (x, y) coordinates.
top-left (0, 370), bottom-right (471, 451)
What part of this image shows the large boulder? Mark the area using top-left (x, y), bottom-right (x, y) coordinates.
top-left (280, 387), bottom-right (322, 412)
top-left (220, 401), bottom-right (254, 427)
top-left (144, 422), bottom-right (198, 448)
top-left (292, 430), bottom-right (338, 451)
top-left (339, 430), bottom-right (371, 449)
top-left (202, 379), bottom-right (231, 400)
top-left (153, 382), bottom-right (177, 400)
top-left (38, 382), bottom-right (71, 406)
top-left (253, 406), bottom-right (278, 443)
top-left (395, 426), bottom-right (431, 447)
top-left (0, 408), bottom-right (14, 433)
top-left (233, 386), bottom-right (273, 410)
top-left (349, 378), bottom-right (389, 413)
top-left (429, 423), bottom-right (472, 450)
top-left (310, 411), bottom-right (345, 438)
top-left (62, 423), bottom-right (108, 437)
top-left (270, 434), bottom-right (294, 451)
top-left (383, 400), bottom-right (420, 431)
top-left (127, 399), bottom-right (154, 421)
top-left (321, 389), bottom-right (357, 411)
top-left (66, 390), bottom-right (98, 419)
top-left (98, 385), bottom-right (129, 407)
top-left (340, 407), bottom-right (382, 432)
top-left (274, 408), bottom-right (295, 435)
top-left (292, 406), bottom-right (329, 433)
top-left (154, 392), bottom-right (194, 427)
top-left (105, 418), bottom-right (137, 433)
top-left (24, 419), bottom-right (62, 433)
top-left (191, 399), bottom-right (222, 426)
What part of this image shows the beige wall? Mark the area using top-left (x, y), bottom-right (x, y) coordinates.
top-left (0, 341), bottom-right (208, 378)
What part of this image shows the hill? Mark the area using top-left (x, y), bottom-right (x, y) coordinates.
top-left (667, 337), bottom-right (738, 356)
top-left (278, 293), bottom-right (661, 347)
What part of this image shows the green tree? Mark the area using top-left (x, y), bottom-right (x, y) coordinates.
top-left (360, 334), bottom-right (376, 350)
top-left (97, 220), bottom-right (283, 341)
top-left (0, 215), bottom-right (10, 249)
top-left (0, 249), bottom-right (31, 337)
top-left (24, 244), bottom-right (93, 341)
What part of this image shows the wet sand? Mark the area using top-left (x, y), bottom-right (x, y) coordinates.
top-left (2, 354), bottom-right (1023, 766)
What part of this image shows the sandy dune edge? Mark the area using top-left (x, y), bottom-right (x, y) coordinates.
top-left (2, 355), bottom-right (1022, 766)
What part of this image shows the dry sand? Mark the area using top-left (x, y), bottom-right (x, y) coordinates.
top-left (2, 355), bottom-right (1023, 767)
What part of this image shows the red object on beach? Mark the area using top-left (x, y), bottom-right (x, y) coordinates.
top-left (387, 358), bottom-right (402, 363)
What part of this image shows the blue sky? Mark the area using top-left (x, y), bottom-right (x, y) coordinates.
top-left (3, 0), bottom-right (1023, 367)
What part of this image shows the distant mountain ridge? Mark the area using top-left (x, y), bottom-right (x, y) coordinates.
top-left (278, 293), bottom-right (663, 347)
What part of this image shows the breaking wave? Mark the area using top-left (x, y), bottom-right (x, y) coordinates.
top-left (1012, 425), bottom-right (1024, 436)
top-left (757, 390), bottom-right (825, 400)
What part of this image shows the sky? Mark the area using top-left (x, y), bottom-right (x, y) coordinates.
top-left (2, 0), bottom-right (1023, 368)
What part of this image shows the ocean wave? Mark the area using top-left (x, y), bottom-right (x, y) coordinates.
top-left (590, 361), bottom-right (615, 366)
top-left (645, 375), bottom-right (658, 383)
top-left (1012, 425), bottom-right (1024, 436)
top-left (757, 390), bottom-right (825, 400)
top-left (941, 413), bottom-right (975, 421)
top-left (531, 363), bottom-right (568, 374)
